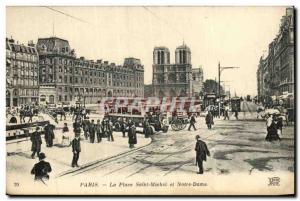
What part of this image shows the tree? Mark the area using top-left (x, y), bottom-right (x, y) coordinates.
top-left (203, 79), bottom-right (224, 95)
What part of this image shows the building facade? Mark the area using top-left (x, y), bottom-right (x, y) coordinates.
top-left (152, 44), bottom-right (195, 97)
top-left (36, 37), bottom-right (144, 105)
top-left (6, 38), bottom-right (39, 107)
top-left (257, 7), bottom-right (294, 108)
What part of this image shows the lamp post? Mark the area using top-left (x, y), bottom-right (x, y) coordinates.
top-left (218, 62), bottom-right (239, 117)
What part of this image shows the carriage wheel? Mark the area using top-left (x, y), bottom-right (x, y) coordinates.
top-left (171, 119), bottom-right (183, 131)
top-left (181, 121), bottom-right (188, 130)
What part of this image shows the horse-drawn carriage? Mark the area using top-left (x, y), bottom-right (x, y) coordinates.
top-left (105, 105), bottom-right (169, 133)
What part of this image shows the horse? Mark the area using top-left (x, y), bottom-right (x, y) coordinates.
top-left (19, 109), bottom-right (34, 123)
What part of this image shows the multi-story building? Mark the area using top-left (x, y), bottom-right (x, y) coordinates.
top-left (152, 44), bottom-right (195, 97)
top-left (257, 7), bottom-right (294, 108)
top-left (36, 37), bottom-right (144, 105)
top-left (6, 38), bottom-right (39, 107)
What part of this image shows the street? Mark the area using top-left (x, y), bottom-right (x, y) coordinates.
top-left (57, 110), bottom-right (294, 180)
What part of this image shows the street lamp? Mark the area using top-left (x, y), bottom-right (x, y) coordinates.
top-left (218, 62), bottom-right (239, 117)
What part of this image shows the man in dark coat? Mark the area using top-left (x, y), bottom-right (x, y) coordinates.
top-left (30, 127), bottom-right (42, 159)
top-left (195, 135), bottom-right (210, 174)
top-left (73, 119), bottom-right (81, 136)
top-left (121, 118), bottom-right (127, 137)
top-left (188, 114), bottom-right (197, 131)
top-left (96, 119), bottom-right (103, 143)
top-left (71, 134), bottom-right (81, 167)
top-left (143, 118), bottom-right (151, 138)
top-left (31, 152), bottom-right (52, 183)
top-left (107, 119), bottom-right (114, 142)
top-left (44, 124), bottom-right (55, 147)
top-left (83, 118), bottom-right (90, 140)
top-left (89, 119), bottom-right (96, 143)
top-left (128, 124), bottom-right (137, 148)
top-left (205, 111), bottom-right (214, 129)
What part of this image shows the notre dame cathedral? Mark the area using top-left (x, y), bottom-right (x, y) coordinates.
top-left (152, 44), bottom-right (203, 97)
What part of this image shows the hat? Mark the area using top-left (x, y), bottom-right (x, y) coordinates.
top-left (38, 152), bottom-right (46, 160)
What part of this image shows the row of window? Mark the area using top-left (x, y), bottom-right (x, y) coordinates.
top-left (10, 60), bottom-right (38, 68)
top-left (10, 89), bottom-right (39, 96)
top-left (10, 69), bottom-right (38, 77)
top-left (12, 78), bottom-right (38, 86)
top-left (40, 58), bottom-right (137, 73)
top-left (7, 51), bottom-right (38, 62)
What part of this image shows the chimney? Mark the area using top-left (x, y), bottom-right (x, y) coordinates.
top-left (28, 40), bottom-right (35, 47)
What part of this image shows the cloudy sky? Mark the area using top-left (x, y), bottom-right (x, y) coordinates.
top-left (6, 6), bottom-right (287, 96)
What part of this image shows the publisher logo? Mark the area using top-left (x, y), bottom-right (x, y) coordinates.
top-left (268, 177), bottom-right (280, 186)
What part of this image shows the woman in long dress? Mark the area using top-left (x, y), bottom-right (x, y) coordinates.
top-left (265, 115), bottom-right (281, 142)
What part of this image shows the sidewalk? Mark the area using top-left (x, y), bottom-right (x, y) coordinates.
top-left (7, 127), bottom-right (152, 182)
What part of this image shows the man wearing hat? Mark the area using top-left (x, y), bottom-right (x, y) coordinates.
top-left (188, 113), bottom-right (197, 131)
top-left (30, 127), bottom-right (42, 159)
top-left (31, 152), bottom-right (52, 182)
top-left (195, 135), bottom-right (210, 174)
top-left (71, 133), bottom-right (81, 167)
top-left (89, 119), bottom-right (96, 143)
top-left (128, 123), bottom-right (137, 148)
top-left (96, 119), bottom-right (103, 143)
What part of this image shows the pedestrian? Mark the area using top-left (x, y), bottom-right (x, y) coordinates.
top-left (128, 124), bottom-right (137, 148)
top-left (205, 111), bottom-right (214, 129)
top-left (60, 108), bottom-right (66, 121)
top-left (144, 118), bottom-right (151, 138)
top-left (31, 152), bottom-right (52, 184)
top-left (73, 118), bottom-right (81, 136)
top-left (82, 106), bottom-right (87, 119)
top-left (19, 107), bottom-right (25, 123)
top-left (224, 108), bottom-right (230, 120)
top-left (30, 127), bottom-right (42, 159)
top-left (71, 133), bottom-right (81, 167)
top-left (143, 117), bottom-right (147, 136)
top-left (195, 135), bottom-right (210, 174)
top-left (234, 110), bottom-right (239, 120)
top-left (188, 113), bottom-right (197, 131)
top-left (62, 123), bottom-right (70, 146)
top-left (44, 123), bottom-right (55, 147)
top-left (101, 118), bottom-right (107, 137)
top-left (89, 119), bottom-right (96, 143)
top-left (265, 114), bottom-right (281, 142)
top-left (28, 107), bottom-right (33, 123)
top-left (107, 119), bottom-right (114, 142)
top-left (83, 117), bottom-right (90, 140)
top-left (121, 118), bottom-right (127, 137)
top-left (96, 119), bottom-right (102, 143)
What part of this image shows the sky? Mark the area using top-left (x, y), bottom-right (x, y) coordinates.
top-left (6, 6), bottom-right (287, 96)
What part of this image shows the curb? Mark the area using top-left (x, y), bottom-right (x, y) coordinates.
top-left (56, 136), bottom-right (153, 178)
